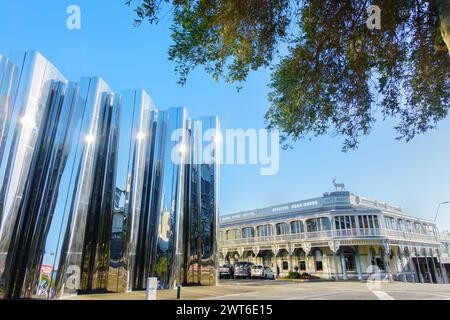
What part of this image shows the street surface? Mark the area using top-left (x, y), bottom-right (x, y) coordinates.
top-left (68, 279), bottom-right (450, 300)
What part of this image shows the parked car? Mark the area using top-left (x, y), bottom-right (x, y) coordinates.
top-left (219, 264), bottom-right (234, 279)
top-left (233, 262), bottom-right (254, 279)
top-left (251, 265), bottom-right (275, 280)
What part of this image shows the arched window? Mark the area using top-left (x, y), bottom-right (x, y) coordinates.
top-left (290, 221), bottom-right (304, 234)
top-left (276, 223), bottom-right (288, 235)
top-left (242, 227), bottom-right (254, 238)
top-left (306, 219), bottom-right (318, 232)
top-left (257, 224), bottom-right (273, 237)
top-left (225, 229), bottom-right (240, 240)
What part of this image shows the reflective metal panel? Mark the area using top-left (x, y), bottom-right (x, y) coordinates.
top-left (133, 110), bottom-right (158, 291)
top-left (0, 52), bottom-right (66, 297)
top-left (183, 117), bottom-right (219, 286)
top-left (53, 77), bottom-right (112, 297)
top-left (198, 116), bottom-right (220, 286)
top-left (79, 92), bottom-right (119, 293)
top-left (106, 90), bottom-right (155, 293)
top-left (152, 107), bottom-right (188, 289)
top-left (182, 119), bottom-right (198, 285)
top-left (0, 55), bottom-right (20, 164)
top-left (2, 81), bottom-right (69, 298)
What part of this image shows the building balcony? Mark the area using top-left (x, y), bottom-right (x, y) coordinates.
top-left (220, 228), bottom-right (441, 247)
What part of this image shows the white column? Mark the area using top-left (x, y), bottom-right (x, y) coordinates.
top-left (398, 248), bottom-right (407, 282)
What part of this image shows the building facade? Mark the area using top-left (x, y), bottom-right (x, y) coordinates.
top-left (220, 191), bottom-right (449, 284)
top-left (0, 51), bottom-right (219, 299)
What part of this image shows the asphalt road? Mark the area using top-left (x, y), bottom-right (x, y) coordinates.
top-left (213, 279), bottom-right (450, 300)
top-left (69, 279), bottom-right (450, 300)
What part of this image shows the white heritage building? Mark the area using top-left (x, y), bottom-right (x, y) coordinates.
top-left (219, 190), bottom-right (450, 283)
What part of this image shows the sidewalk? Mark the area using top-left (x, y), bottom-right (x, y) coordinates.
top-left (66, 283), bottom-right (263, 300)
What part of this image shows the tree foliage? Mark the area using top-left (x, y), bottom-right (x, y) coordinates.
top-left (126, 0), bottom-right (450, 150)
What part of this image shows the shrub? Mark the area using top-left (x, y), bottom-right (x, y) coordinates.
top-left (300, 273), bottom-right (320, 280)
top-left (287, 271), bottom-right (301, 279)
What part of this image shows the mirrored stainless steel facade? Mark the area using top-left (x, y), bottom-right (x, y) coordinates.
top-left (151, 108), bottom-right (189, 289)
top-left (107, 90), bottom-right (155, 293)
top-left (0, 51), bottom-right (219, 299)
top-left (182, 117), bottom-right (220, 286)
top-left (0, 52), bottom-right (66, 297)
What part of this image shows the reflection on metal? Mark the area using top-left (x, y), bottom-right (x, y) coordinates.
top-left (107, 90), bottom-right (155, 293)
top-left (183, 117), bottom-right (220, 286)
top-left (152, 108), bottom-right (188, 289)
top-left (0, 52), bottom-right (66, 298)
top-left (0, 51), bottom-right (219, 299)
top-left (55, 78), bottom-right (113, 298)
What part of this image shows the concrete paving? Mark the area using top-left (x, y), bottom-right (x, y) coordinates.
top-left (67, 279), bottom-right (450, 300)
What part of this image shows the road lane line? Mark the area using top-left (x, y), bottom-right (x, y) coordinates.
top-left (372, 290), bottom-right (394, 300)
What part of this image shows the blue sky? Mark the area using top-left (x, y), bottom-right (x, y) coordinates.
top-left (1, 0), bottom-right (450, 230)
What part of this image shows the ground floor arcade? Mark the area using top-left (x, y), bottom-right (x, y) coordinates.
top-left (220, 241), bottom-right (449, 284)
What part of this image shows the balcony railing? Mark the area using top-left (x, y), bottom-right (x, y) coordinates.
top-left (220, 228), bottom-right (440, 247)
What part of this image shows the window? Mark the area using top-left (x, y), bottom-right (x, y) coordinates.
top-left (335, 216), bottom-right (341, 230)
top-left (422, 224), bottom-right (431, 235)
top-left (306, 217), bottom-right (331, 232)
top-left (276, 223), bottom-right (288, 235)
top-left (373, 216), bottom-right (379, 228)
top-left (368, 216), bottom-right (375, 229)
top-left (397, 219), bottom-right (404, 231)
top-left (413, 223), bottom-right (422, 234)
top-left (334, 216), bottom-right (357, 230)
top-left (242, 227), bottom-right (254, 238)
top-left (384, 216), bottom-right (396, 230)
top-left (405, 221), bottom-right (412, 232)
top-left (290, 221), bottom-right (304, 234)
top-left (362, 216), bottom-right (368, 228)
top-left (282, 261), bottom-right (289, 270)
top-left (225, 229), bottom-right (240, 240)
top-left (257, 224), bottom-right (273, 237)
top-left (307, 219), bottom-right (318, 232)
top-left (321, 218), bottom-right (331, 230)
top-left (345, 216), bottom-right (351, 229)
top-left (314, 249), bottom-right (323, 271)
top-left (299, 261), bottom-right (306, 271)
top-left (358, 215), bottom-right (379, 229)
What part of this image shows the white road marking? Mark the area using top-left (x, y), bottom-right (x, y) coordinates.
top-left (285, 291), bottom-right (350, 300)
top-left (372, 290), bottom-right (394, 300)
top-left (386, 290), bottom-right (450, 300)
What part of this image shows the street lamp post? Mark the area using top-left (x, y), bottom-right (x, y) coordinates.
top-left (434, 201), bottom-right (450, 222)
top-left (433, 201), bottom-right (450, 284)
